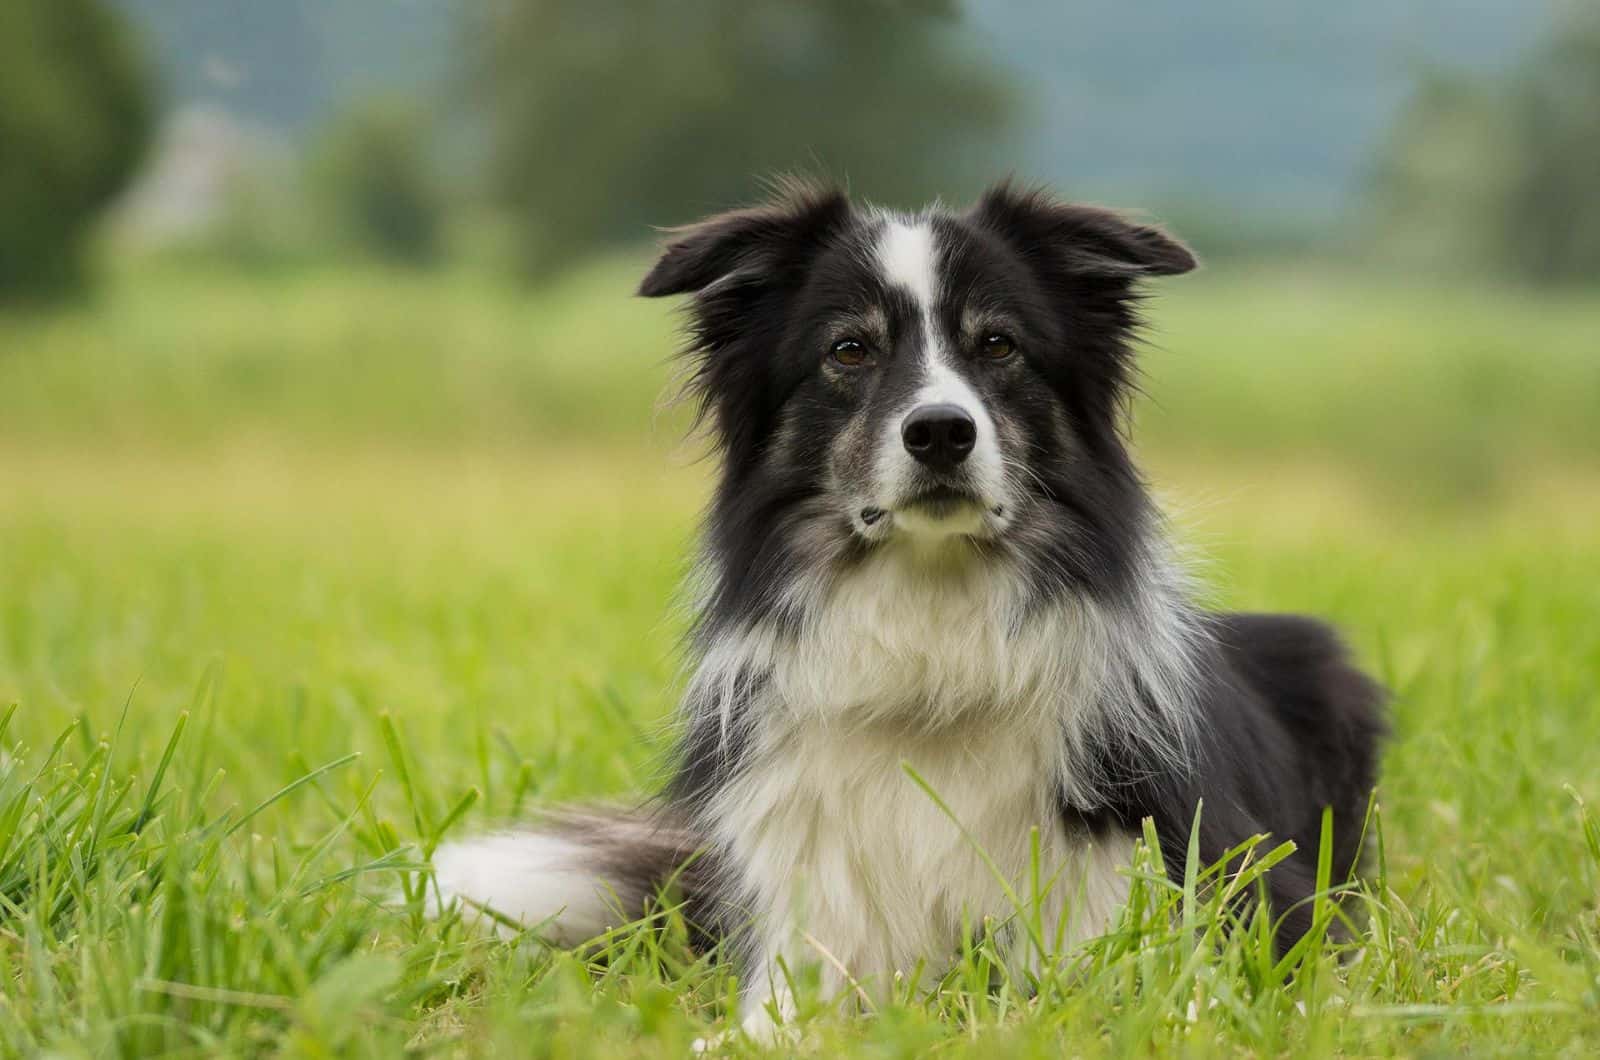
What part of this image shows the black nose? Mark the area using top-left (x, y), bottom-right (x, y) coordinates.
top-left (901, 403), bottom-right (977, 472)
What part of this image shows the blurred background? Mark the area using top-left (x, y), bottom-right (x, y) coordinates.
top-left (3, 0), bottom-right (1597, 501)
top-left (3, 0), bottom-right (1597, 492)
top-left (3, 9), bottom-right (1598, 1050)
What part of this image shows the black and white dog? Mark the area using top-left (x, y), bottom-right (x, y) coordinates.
top-left (432, 181), bottom-right (1385, 1039)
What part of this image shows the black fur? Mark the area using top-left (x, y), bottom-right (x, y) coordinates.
top-left (1066, 614), bottom-right (1387, 946)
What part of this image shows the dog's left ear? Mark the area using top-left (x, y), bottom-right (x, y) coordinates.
top-left (968, 181), bottom-right (1196, 279)
top-left (639, 179), bottom-right (851, 298)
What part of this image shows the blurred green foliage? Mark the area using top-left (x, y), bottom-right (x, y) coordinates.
top-left (309, 102), bottom-right (444, 266)
top-left (1, 260), bottom-right (1595, 502)
top-left (0, 0), bottom-right (153, 297)
top-left (468, 0), bottom-right (1012, 277)
top-left (1370, 8), bottom-right (1600, 284)
top-left (172, 162), bottom-right (323, 275)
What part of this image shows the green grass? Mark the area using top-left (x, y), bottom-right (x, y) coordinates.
top-left (1, 261), bottom-right (1599, 1055)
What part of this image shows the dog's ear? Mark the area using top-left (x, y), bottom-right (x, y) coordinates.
top-left (639, 179), bottom-right (852, 298)
top-left (968, 181), bottom-right (1196, 279)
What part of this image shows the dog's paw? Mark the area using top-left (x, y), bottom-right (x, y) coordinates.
top-left (689, 1007), bottom-right (800, 1053)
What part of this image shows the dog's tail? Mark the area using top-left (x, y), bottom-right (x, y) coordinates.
top-left (427, 808), bottom-right (712, 945)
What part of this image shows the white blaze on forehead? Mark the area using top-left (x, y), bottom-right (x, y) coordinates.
top-left (869, 214), bottom-right (1011, 523)
top-left (875, 218), bottom-right (939, 315)
top-left (873, 215), bottom-right (988, 424)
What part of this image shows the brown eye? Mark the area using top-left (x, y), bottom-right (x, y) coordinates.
top-left (981, 333), bottom-right (1016, 360)
top-left (830, 338), bottom-right (868, 367)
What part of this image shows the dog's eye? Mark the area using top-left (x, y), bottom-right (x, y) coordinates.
top-left (980, 333), bottom-right (1016, 360)
top-left (830, 338), bottom-right (869, 367)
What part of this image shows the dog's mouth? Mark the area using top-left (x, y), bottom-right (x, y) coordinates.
top-left (901, 485), bottom-right (986, 518)
top-left (856, 486), bottom-right (1008, 539)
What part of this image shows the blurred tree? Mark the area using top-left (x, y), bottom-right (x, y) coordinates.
top-left (0, 0), bottom-right (153, 296)
top-left (1369, 7), bottom-right (1600, 284)
top-left (1500, 11), bottom-right (1600, 283)
top-left (1366, 75), bottom-right (1519, 275)
top-left (310, 102), bottom-right (445, 265)
top-left (467, 0), bottom-right (1012, 278)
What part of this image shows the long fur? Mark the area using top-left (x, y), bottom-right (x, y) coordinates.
top-left (429, 181), bottom-right (1386, 1038)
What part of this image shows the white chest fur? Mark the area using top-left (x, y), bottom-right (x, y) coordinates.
top-left (697, 546), bottom-right (1137, 1002)
top-left (712, 721), bottom-right (1132, 993)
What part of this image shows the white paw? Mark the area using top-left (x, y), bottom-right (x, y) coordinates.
top-left (689, 1007), bottom-right (799, 1053)
top-left (741, 1006), bottom-right (793, 1046)
top-left (690, 1031), bottom-right (727, 1053)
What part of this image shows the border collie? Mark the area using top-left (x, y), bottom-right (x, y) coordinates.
top-left (431, 181), bottom-right (1385, 1041)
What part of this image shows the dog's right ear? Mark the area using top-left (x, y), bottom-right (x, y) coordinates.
top-left (969, 181), bottom-right (1197, 280)
top-left (638, 179), bottom-right (851, 298)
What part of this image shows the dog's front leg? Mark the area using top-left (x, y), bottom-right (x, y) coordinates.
top-left (687, 933), bottom-right (802, 1052)
top-left (734, 915), bottom-right (865, 1045)
top-left (737, 950), bottom-right (800, 1046)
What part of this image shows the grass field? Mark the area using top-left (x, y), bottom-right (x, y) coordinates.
top-left (1, 260), bottom-right (1598, 1055)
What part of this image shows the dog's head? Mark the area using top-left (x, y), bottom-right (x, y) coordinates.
top-left (641, 180), bottom-right (1194, 614)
